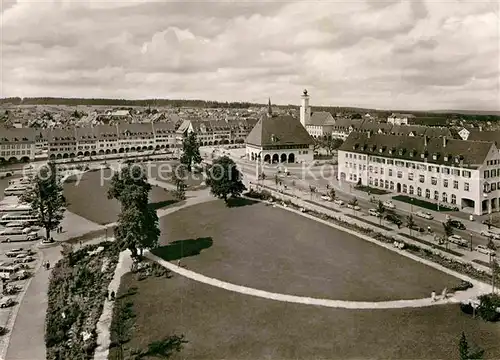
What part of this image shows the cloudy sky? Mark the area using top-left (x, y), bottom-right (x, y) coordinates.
top-left (1, 0), bottom-right (499, 111)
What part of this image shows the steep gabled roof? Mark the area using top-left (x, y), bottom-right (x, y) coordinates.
top-left (308, 111), bottom-right (335, 126)
top-left (467, 130), bottom-right (500, 145)
top-left (246, 114), bottom-right (313, 147)
top-left (339, 131), bottom-right (493, 169)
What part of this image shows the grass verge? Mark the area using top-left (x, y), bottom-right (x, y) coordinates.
top-left (392, 195), bottom-right (457, 212)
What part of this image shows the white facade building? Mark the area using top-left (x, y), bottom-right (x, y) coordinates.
top-left (0, 128), bottom-right (36, 163)
top-left (387, 113), bottom-right (416, 125)
top-left (338, 131), bottom-right (500, 216)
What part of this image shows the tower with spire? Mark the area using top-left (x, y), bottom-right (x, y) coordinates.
top-left (267, 98), bottom-right (273, 117)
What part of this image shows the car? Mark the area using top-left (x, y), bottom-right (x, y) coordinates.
top-left (480, 230), bottom-right (500, 240)
top-left (415, 211), bottom-right (434, 220)
top-left (448, 235), bottom-right (468, 247)
top-left (0, 297), bottom-right (14, 308)
top-left (384, 213), bottom-right (402, 226)
top-left (321, 195), bottom-right (332, 201)
top-left (347, 204), bottom-right (361, 211)
top-left (475, 245), bottom-right (496, 256)
top-left (368, 209), bottom-right (382, 217)
top-left (383, 200), bottom-right (396, 209)
top-left (449, 220), bottom-right (466, 230)
top-left (333, 199), bottom-right (345, 206)
top-left (409, 224), bottom-right (425, 233)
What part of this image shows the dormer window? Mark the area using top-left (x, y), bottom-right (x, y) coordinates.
top-left (398, 149), bottom-right (404, 156)
top-left (421, 151), bottom-right (428, 159)
top-left (433, 153), bottom-right (438, 160)
top-left (455, 156), bottom-right (460, 163)
top-left (371, 145), bottom-right (376, 152)
top-left (409, 150), bottom-right (415, 157)
top-left (353, 143), bottom-right (359, 150)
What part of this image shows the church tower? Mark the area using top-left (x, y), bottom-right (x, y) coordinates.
top-left (267, 97), bottom-right (273, 117)
top-left (300, 89), bottom-right (311, 128)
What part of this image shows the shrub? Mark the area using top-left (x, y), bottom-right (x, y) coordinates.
top-left (477, 294), bottom-right (500, 322)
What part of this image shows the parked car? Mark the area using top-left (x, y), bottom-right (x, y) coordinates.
top-left (321, 195), bottom-right (332, 201)
top-left (480, 230), bottom-right (500, 240)
top-left (368, 209), bottom-right (382, 217)
top-left (384, 213), bottom-right (402, 226)
top-left (333, 199), bottom-right (345, 206)
top-left (347, 204), bottom-right (361, 211)
top-left (449, 220), bottom-right (466, 230)
top-left (383, 200), bottom-right (396, 209)
top-left (409, 224), bottom-right (425, 233)
top-left (415, 211), bottom-right (434, 220)
top-left (0, 297), bottom-right (14, 308)
top-left (475, 245), bottom-right (496, 256)
top-left (448, 235), bottom-right (468, 247)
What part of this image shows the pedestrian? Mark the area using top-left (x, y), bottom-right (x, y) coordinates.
top-left (431, 290), bottom-right (436, 302)
top-left (177, 260), bottom-right (181, 267)
top-left (110, 291), bottom-right (115, 301)
top-left (46, 261), bottom-right (50, 270)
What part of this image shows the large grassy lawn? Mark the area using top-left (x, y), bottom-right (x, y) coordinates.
top-left (63, 170), bottom-right (178, 224)
top-left (146, 161), bottom-right (205, 189)
top-left (155, 200), bottom-right (460, 302)
top-left (113, 273), bottom-right (500, 360)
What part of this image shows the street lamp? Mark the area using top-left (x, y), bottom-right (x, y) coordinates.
top-left (483, 192), bottom-right (492, 226)
top-left (469, 233), bottom-right (473, 252)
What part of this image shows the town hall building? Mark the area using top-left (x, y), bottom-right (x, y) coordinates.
top-left (245, 100), bottom-right (314, 164)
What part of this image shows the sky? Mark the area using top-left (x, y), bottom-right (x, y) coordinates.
top-left (0, 0), bottom-right (499, 111)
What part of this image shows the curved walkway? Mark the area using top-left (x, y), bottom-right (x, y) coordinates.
top-left (146, 251), bottom-right (474, 309)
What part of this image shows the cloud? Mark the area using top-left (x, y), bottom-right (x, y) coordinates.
top-left (1, 0), bottom-right (499, 111)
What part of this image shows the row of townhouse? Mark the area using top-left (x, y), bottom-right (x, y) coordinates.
top-left (338, 131), bottom-right (500, 216)
top-left (176, 118), bottom-right (258, 145)
top-left (0, 127), bottom-right (37, 163)
top-left (45, 123), bottom-right (178, 160)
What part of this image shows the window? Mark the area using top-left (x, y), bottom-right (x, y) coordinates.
top-left (403, 184), bottom-right (407, 193)
top-left (419, 175), bottom-right (425, 183)
top-left (353, 174), bottom-right (357, 181)
top-left (369, 177), bottom-right (373, 185)
top-left (385, 180), bottom-right (389, 189)
top-left (434, 191), bottom-right (439, 201)
top-left (380, 168), bottom-right (384, 175)
top-left (443, 179), bottom-right (448, 188)
top-left (397, 171), bottom-right (402, 178)
top-left (390, 181), bottom-right (394, 190)
top-left (443, 168), bottom-right (450, 175)
top-left (442, 192), bottom-right (448, 203)
top-left (431, 177), bottom-right (437, 185)
top-left (492, 169), bottom-right (497, 177)
top-left (492, 183), bottom-right (497, 191)
top-left (417, 187), bottom-right (422, 197)
top-left (453, 169), bottom-right (460, 176)
top-left (453, 180), bottom-right (458, 189)
top-left (388, 169), bottom-right (393, 176)
top-left (409, 185), bottom-right (414, 195)
top-left (464, 182), bottom-right (470, 191)
top-left (374, 167), bottom-right (379, 174)
top-left (462, 170), bottom-right (471, 178)
top-left (369, 166), bottom-right (373, 172)
top-left (451, 194), bottom-right (456, 204)
top-left (484, 170), bottom-right (490, 178)
top-left (374, 179), bottom-right (378, 186)
top-left (425, 189), bottom-right (430, 198)
top-left (408, 173), bottom-right (414, 180)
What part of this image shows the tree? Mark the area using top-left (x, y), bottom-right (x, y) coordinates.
top-left (459, 332), bottom-right (469, 360)
top-left (348, 197), bottom-right (358, 214)
top-left (328, 188), bottom-right (336, 200)
top-left (322, 136), bottom-right (344, 155)
top-left (171, 164), bottom-right (187, 201)
top-left (309, 185), bottom-right (317, 200)
top-left (377, 200), bottom-right (385, 225)
top-left (180, 132), bottom-right (202, 172)
top-left (487, 238), bottom-right (497, 251)
top-left (459, 331), bottom-right (485, 360)
top-left (108, 164), bottom-right (160, 257)
top-left (406, 215), bottom-right (415, 236)
top-left (205, 156), bottom-right (246, 204)
top-left (21, 162), bottom-right (67, 240)
top-left (274, 174), bottom-right (280, 190)
top-left (443, 220), bottom-right (454, 249)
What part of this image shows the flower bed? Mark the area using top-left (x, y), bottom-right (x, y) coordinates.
top-left (245, 190), bottom-right (499, 288)
top-left (45, 242), bottom-right (119, 360)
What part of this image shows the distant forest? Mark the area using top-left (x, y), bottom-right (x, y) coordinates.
top-left (1, 97), bottom-right (499, 123)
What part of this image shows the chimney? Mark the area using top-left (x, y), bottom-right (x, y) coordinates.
top-left (443, 136), bottom-right (447, 148)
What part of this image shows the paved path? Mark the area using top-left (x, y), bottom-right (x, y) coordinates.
top-left (146, 251), bottom-right (481, 309)
top-left (94, 250), bottom-right (133, 360)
